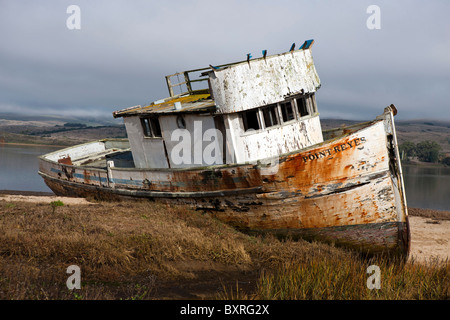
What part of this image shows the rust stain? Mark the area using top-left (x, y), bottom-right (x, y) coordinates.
top-left (57, 156), bottom-right (72, 165)
top-left (83, 170), bottom-right (90, 184)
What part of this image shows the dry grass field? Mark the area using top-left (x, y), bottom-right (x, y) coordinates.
top-left (0, 197), bottom-right (448, 300)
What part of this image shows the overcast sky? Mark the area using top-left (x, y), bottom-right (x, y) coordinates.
top-left (0, 0), bottom-right (449, 121)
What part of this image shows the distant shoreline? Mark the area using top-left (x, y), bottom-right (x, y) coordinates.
top-left (0, 190), bottom-right (55, 196)
top-left (401, 160), bottom-right (449, 169)
top-left (0, 142), bottom-right (70, 148)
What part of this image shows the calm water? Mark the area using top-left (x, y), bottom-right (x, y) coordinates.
top-left (0, 145), bottom-right (449, 210)
top-left (402, 165), bottom-right (450, 211)
top-left (0, 144), bottom-right (60, 193)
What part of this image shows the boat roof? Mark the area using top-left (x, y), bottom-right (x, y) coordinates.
top-left (113, 39), bottom-right (316, 119)
top-left (113, 93), bottom-right (216, 118)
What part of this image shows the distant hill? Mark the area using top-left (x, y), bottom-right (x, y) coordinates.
top-left (0, 112), bottom-right (126, 146)
top-left (0, 112), bottom-right (119, 126)
top-left (395, 120), bottom-right (450, 154)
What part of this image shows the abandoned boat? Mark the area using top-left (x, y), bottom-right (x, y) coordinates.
top-left (38, 40), bottom-right (410, 258)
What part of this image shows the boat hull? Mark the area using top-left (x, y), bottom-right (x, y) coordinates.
top-left (40, 169), bottom-right (410, 258)
top-left (38, 107), bottom-right (410, 259)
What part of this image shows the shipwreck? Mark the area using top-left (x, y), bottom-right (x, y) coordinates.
top-left (38, 40), bottom-right (410, 259)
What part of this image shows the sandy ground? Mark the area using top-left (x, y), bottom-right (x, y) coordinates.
top-left (1, 193), bottom-right (448, 263)
top-left (0, 194), bottom-right (94, 205)
top-left (409, 216), bottom-right (449, 263)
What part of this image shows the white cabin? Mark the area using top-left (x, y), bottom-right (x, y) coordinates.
top-left (113, 40), bottom-right (323, 169)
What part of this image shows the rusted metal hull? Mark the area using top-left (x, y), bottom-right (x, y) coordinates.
top-left (38, 107), bottom-right (410, 259)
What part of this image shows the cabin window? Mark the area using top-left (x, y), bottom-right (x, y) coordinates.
top-left (310, 94), bottom-right (318, 113)
top-left (280, 101), bottom-right (295, 122)
top-left (262, 104), bottom-right (279, 128)
top-left (240, 93), bottom-right (318, 135)
top-left (296, 97), bottom-right (310, 117)
top-left (242, 109), bottom-right (260, 131)
top-left (141, 117), bottom-right (162, 138)
top-left (176, 115), bottom-right (186, 129)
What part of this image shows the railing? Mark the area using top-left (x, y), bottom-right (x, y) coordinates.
top-left (165, 68), bottom-right (211, 98)
top-left (164, 60), bottom-right (254, 98)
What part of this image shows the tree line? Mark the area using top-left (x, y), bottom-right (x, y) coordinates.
top-left (399, 140), bottom-right (449, 165)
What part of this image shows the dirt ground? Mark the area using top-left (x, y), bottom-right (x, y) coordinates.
top-left (0, 193), bottom-right (94, 206)
top-left (408, 215), bottom-right (449, 263)
top-left (0, 193), bottom-right (448, 264)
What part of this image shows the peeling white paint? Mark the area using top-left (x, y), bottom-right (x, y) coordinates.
top-left (44, 141), bottom-right (106, 162)
top-left (209, 49), bottom-right (321, 113)
top-left (224, 114), bottom-right (323, 163)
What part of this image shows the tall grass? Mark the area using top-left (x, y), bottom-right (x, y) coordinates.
top-left (251, 256), bottom-right (448, 300)
top-left (0, 199), bottom-right (253, 299)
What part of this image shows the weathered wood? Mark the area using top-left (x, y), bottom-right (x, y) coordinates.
top-left (38, 107), bottom-right (410, 259)
top-left (209, 49), bottom-right (320, 114)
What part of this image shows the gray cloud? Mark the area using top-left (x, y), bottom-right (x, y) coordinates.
top-left (0, 0), bottom-right (449, 121)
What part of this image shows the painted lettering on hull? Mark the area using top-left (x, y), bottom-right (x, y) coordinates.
top-left (302, 137), bottom-right (366, 163)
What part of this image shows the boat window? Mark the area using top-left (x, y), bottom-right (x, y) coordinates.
top-left (176, 115), bottom-right (186, 129)
top-left (296, 97), bottom-right (310, 117)
top-left (242, 109), bottom-right (260, 131)
top-left (141, 118), bottom-right (151, 137)
top-left (280, 101), bottom-right (295, 122)
top-left (310, 94), bottom-right (317, 114)
top-left (151, 118), bottom-right (162, 137)
top-left (262, 104), bottom-right (279, 128)
top-left (141, 117), bottom-right (162, 138)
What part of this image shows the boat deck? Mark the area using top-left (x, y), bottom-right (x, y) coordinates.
top-left (40, 139), bottom-right (133, 169)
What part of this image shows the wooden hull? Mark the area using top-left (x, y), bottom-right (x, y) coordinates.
top-left (38, 107), bottom-right (410, 259)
